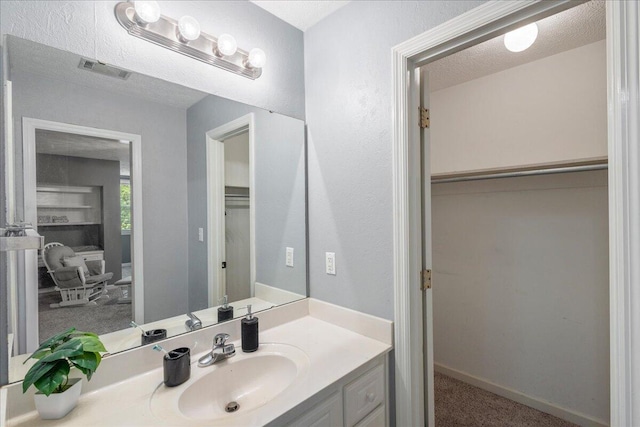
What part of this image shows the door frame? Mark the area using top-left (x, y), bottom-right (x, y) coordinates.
top-left (206, 113), bottom-right (256, 307)
top-left (22, 118), bottom-right (145, 349)
top-left (391, 1), bottom-right (640, 426)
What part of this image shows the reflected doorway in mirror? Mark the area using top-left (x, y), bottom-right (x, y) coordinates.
top-left (21, 118), bottom-right (145, 353)
top-left (206, 114), bottom-right (256, 307)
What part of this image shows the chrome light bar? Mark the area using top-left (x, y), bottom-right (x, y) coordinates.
top-left (114, 2), bottom-right (263, 80)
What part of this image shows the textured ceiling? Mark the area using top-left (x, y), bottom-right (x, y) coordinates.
top-left (250, 0), bottom-right (350, 31)
top-left (36, 129), bottom-right (131, 176)
top-left (7, 37), bottom-right (208, 110)
top-left (424, 0), bottom-right (606, 92)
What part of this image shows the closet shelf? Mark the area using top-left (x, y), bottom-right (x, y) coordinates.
top-left (36, 184), bottom-right (102, 226)
top-left (37, 205), bottom-right (93, 209)
top-left (38, 222), bottom-right (101, 227)
top-left (36, 186), bottom-right (95, 193)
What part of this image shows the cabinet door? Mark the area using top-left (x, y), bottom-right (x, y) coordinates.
top-left (287, 391), bottom-right (343, 427)
top-left (344, 364), bottom-right (384, 427)
top-left (354, 405), bottom-right (385, 427)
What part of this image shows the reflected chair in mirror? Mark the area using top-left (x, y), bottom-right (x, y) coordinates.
top-left (42, 242), bottom-right (114, 308)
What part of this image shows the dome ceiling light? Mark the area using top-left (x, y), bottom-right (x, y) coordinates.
top-left (504, 23), bottom-right (539, 53)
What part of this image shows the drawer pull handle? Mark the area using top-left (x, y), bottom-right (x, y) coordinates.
top-left (366, 392), bottom-right (376, 403)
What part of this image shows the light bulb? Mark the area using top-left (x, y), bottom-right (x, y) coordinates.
top-left (177, 16), bottom-right (201, 42)
top-left (504, 23), bottom-right (538, 53)
top-left (247, 48), bottom-right (266, 69)
top-left (216, 34), bottom-right (237, 57)
top-left (133, 1), bottom-right (161, 25)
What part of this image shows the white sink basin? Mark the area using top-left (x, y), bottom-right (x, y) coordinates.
top-left (150, 343), bottom-right (309, 423)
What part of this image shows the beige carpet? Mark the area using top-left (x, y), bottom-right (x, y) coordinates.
top-left (434, 372), bottom-right (579, 427)
top-left (39, 288), bottom-right (132, 342)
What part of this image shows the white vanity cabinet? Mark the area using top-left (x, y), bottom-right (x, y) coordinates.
top-left (287, 391), bottom-right (343, 427)
top-left (344, 363), bottom-right (385, 427)
top-left (277, 356), bottom-right (388, 427)
top-left (4, 300), bottom-right (393, 427)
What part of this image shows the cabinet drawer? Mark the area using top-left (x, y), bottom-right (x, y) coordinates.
top-left (287, 391), bottom-right (343, 427)
top-left (344, 364), bottom-right (384, 427)
top-left (354, 404), bottom-right (385, 427)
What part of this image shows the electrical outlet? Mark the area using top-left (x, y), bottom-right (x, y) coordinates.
top-left (198, 228), bottom-right (204, 242)
top-left (286, 247), bottom-right (294, 267)
top-left (326, 252), bottom-right (336, 275)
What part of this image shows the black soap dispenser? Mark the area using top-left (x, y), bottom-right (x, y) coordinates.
top-left (217, 295), bottom-right (234, 322)
top-left (241, 304), bottom-right (259, 352)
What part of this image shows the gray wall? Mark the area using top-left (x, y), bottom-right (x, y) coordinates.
top-left (36, 153), bottom-right (122, 284)
top-left (0, 1), bottom-right (305, 120)
top-left (304, 1), bottom-right (484, 320)
top-left (12, 70), bottom-right (188, 323)
top-left (186, 95), bottom-right (306, 311)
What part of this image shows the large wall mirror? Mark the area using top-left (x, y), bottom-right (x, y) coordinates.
top-left (2, 35), bottom-right (308, 384)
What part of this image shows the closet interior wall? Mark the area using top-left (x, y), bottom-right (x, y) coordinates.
top-left (427, 37), bottom-right (609, 424)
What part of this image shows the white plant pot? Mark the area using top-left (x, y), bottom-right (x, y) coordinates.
top-left (33, 378), bottom-right (82, 420)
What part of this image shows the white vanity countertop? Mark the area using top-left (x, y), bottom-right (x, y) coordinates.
top-left (6, 299), bottom-right (392, 427)
top-left (9, 296), bottom-right (284, 382)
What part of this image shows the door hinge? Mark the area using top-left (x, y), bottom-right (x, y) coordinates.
top-left (222, 261), bottom-right (226, 269)
top-left (421, 269), bottom-right (432, 291)
top-left (419, 107), bottom-right (430, 129)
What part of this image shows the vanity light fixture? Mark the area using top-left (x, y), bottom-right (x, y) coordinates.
top-left (247, 48), bottom-right (267, 69)
top-left (504, 23), bottom-right (539, 53)
top-left (177, 16), bottom-right (201, 42)
top-left (216, 34), bottom-right (238, 57)
top-left (115, 1), bottom-right (265, 79)
top-left (133, 1), bottom-right (160, 25)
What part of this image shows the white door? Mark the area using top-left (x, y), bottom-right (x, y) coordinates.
top-left (420, 67), bottom-right (435, 427)
top-left (206, 138), bottom-right (226, 306)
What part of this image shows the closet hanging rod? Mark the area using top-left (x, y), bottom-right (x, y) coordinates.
top-left (431, 163), bottom-right (608, 184)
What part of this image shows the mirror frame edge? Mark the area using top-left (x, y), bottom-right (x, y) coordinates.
top-left (1, 34), bottom-right (10, 385)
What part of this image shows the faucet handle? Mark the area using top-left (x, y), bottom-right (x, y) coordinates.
top-left (213, 333), bottom-right (230, 346)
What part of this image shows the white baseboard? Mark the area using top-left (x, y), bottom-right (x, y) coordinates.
top-left (434, 363), bottom-right (608, 427)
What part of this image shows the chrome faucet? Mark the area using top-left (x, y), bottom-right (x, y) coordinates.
top-left (198, 333), bottom-right (236, 367)
top-left (185, 312), bottom-right (202, 331)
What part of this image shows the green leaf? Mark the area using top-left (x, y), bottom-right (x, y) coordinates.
top-left (71, 363), bottom-right (90, 378)
top-left (23, 361), bottom-right (59, 393)
top-left (33, 361), bottom-right (70, 396)
top-left (76, 336), bottom-right (107, 353)
top-left (29, 348), bottom-right (52, 360)
top-left (24, 328), bottom-right (76, 364)
top-left (70, 352), bottom-right (100, 372)
top-left (37, 339), bottom-right (84, 363)
top-left (72, 330), bottom-right (99, 338)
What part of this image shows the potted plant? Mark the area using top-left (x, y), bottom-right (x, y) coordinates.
top-left (22, 327), bottom-right (106, 419)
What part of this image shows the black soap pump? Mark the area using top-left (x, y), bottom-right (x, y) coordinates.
top-left (241, 304), bottom-right (259, 352)
top-left (217, 295), bottom-right (234, 322)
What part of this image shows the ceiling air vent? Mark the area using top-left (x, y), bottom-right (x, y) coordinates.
top-left (78, 58), bottom-right (132, 80)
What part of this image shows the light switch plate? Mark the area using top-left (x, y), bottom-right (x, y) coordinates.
top-left (198, 228), bottom-right (204, 242)
top-left (286, 247), bottom-right (294, 267)
top-left (326, 252), bottom-right (336, 275)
